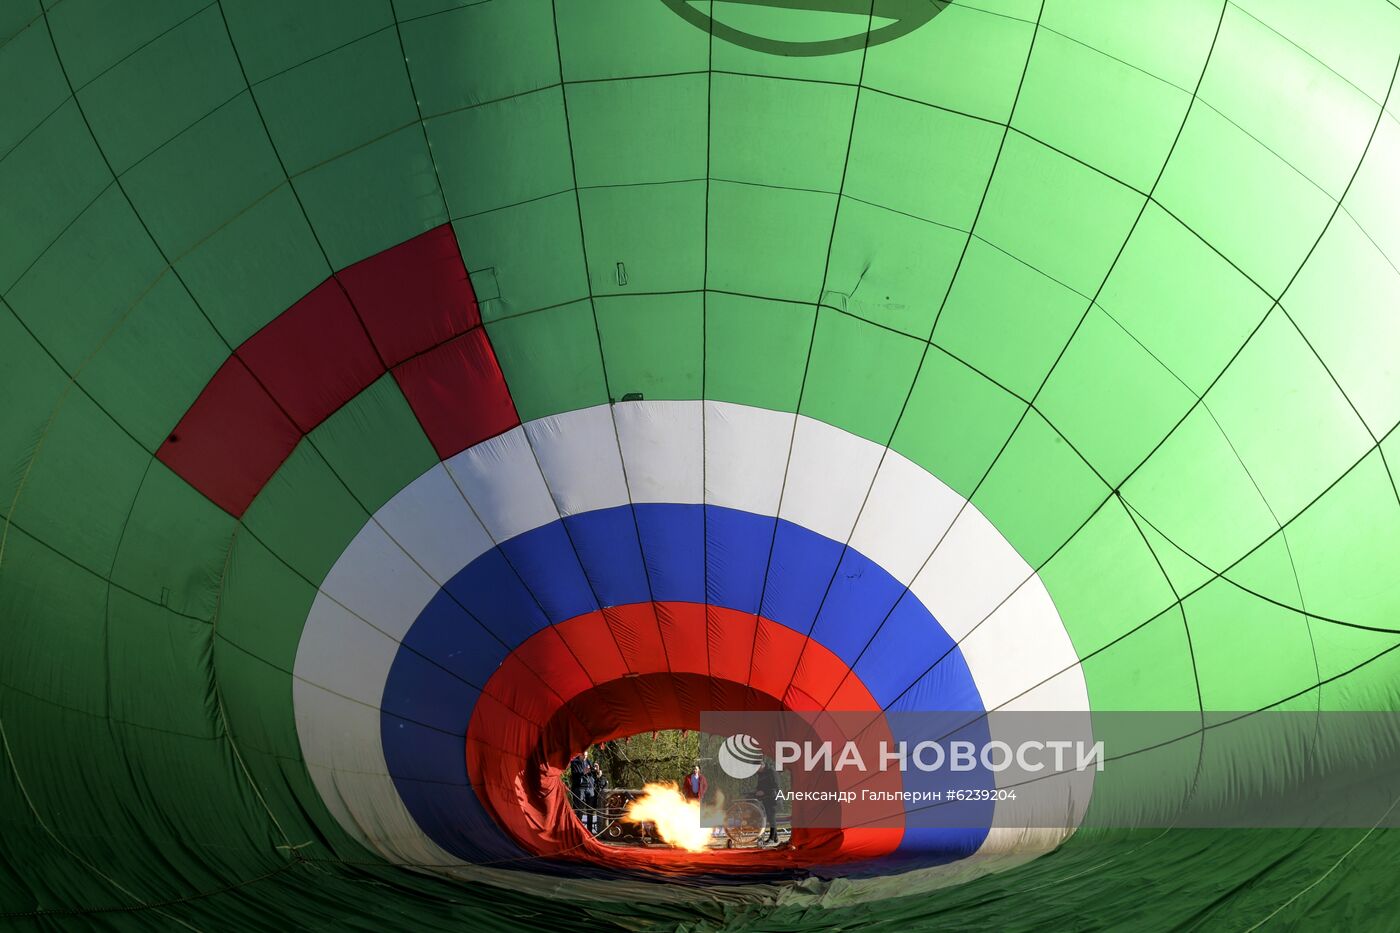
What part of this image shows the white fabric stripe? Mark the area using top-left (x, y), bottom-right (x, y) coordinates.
top-left (780, 417), bottom-right (884, 543)
top-left (848, 449), bottom-right (963, 586)
top-left (614, 400), bottom-right (704, 504)
top-left (525, 404), bottom-right (631, 516)
top-left (372, 464), bottom-right (495, 585)
top-left (959, 577), bottom-right (1080, 712)
top-left (295, 592), bottom-right (405, 707)
top-left (909, 508), bottom-right (1032, 643)
top-left (293, 400), bottom-right (1090, 871)
top-left (318, 521), bottom-right (443, 644)
top-left (444, 426), bottom-right (557, 541)
top-left (704, 401), bottom-right (793, 516)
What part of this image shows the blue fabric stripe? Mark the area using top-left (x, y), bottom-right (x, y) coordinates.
top-left (381, 503), bottom-right (986, 866)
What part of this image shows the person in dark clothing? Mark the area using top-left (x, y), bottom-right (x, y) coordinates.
top-left (754, 761), bottom-right (780, 844)
top-left (569, 751), bottom-right (591, 828)
top-left (575, 764), bottom-right (597, 833)
top-left (569, 751), bottom-right (590, 783)
top-left (589, 763), bottom-right (609, 834)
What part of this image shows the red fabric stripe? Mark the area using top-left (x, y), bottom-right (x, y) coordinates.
top-left (465, 602), bottom-right (900, 871)
top-left (336, 224), bottom-right (480, 367)
top-left (237, 278), bottom-right (383, 432)
top-left (157, 225), bottom-right (515, 514)
top-left (156, 356), bottom-right (301, 517)
top-left (392, 327), bottom-right (519, 459)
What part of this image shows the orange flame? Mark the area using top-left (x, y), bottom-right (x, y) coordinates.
top-left (622, 782), bottom-right (712, 852)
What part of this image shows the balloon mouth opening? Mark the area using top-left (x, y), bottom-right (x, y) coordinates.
top-left (466, 671), bottom-right (899, 874)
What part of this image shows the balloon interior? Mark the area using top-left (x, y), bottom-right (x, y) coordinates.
top-left (3, 1), bottom-right (1399, 929)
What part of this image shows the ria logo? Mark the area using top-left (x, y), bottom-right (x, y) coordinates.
top-left (717, 733), bottom-right (766, 778)
top-left (660, 0), bottom-right (947, 58)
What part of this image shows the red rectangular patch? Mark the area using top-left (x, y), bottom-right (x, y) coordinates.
top-left (337, 224), bottom-right (480, 367)
top-left (393, 327), bottom-right (519, 459)
top-left (237, 279), bottom-right (384, 432)
top-left (156, 356), bottom-right (302, 517)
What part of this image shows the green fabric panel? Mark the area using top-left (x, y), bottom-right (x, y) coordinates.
top-left (1041, 496), bottom-right (1178, 659)
top-left (106, 589), bottom-right (217, 736)
top-left (1121, 402), bottom-right (1282, 571)
top-left (256, 30), bottom-right (418, 177)
top-left (596, 292), bottom-right (704, 401)
top-left (1230, 450), bottom-right (1400, 634)
top-left (800, 308), bottom-right (923, 444)
top-left (705, 5), bottom-right (870, 85)
top-left (1125, 503), bottom-right (1217, 598)
top-left (46, 0), bottom-right (209, 88)
top-left (825, 197), bottom-right (966, 338)
top-left (1155, 104), bottom-right (1335, 297)
top-left (1202, 8), bottom-right (1376, 201)
top-left (488, 299), bottom-right (609, 421)
top-left (173, 184), bottom-right (328, 346)
top-left (1079, 607), bottom-right (1203, 712)
top-left (1343, 107), bottom-right (1399, 279)
top-left (70, 6), bottom-right (244, 174)
top-left (429, 87), bottom-right (574, 217)
top-left (865, 3), bottom-right (1036, 123)
top-left (2, 689), bottom-right (293, 905)
top-left (401, 0), bottom-right (558, 110)
top-left (971, 409), bottom-right (1110, 568)
top-left (7, 391), bottom-right (148, 576)
top-left (290, 125), bottom-right (446, 268)
top-left (708, 182), bottom-right (836, 303)
top-left (710, 73), bottom-right (855, 192)
top-left (0, 12), bottom-right (66, 156)
top-left (569, 75), bottom-right (708, 188)
top-left (307, 374), bottom-right (437, 516)
top-left (581, 181), bottom-right (707, 296)
top-left (1203, 311), bottom-right (1374, 522)
top-left (889, 347), bottom-right (1026, 499)
top-left (7, 185), bottom-right (167, 373)
top-left (931, 238), bottom-right (1086, 399)
top-left (214, 531), bottom-right (315, 683)
top-left (1317, 627), bottom-right (1400, 712)
top-left (1098, 203), bottom-right (1268, 397)
top-left (0, 1), bottom-right (37, 41)
top-left (1183, 574), bottom-right (1319, 711)
top-left (239, 441), bottom-right (368, 588)
top-left (122, 94), bottom-right (287, 259)
top-left (453, 192), bottom-right (589, 322)
top-left (703, 294), bottom-right (815, 414)
top-left (0, 526), bottom-right (109, 713)
top-left (1038, 0), bottom-right (1222, 91)
top-left (221, 0), bottom-right (392, 86)
top-left (76, 275), bottom-right (229, 452)
top-left (1037, 306), bottom-right (1197, 487)
top-left (0, 305), bottom-right (71, 513)
top-left (1013, 26), bottom-right (1192, 192)
top-left (845, 90), bottom-right (1002, 229)
top-left (109, 459), bottom-right (233, 621)
top-left (557, 0), bottom-right (708, 82)
top-left (1286, 214), bottom-right (1400, 437)
top-left (0, 100), bottom-right (111, 293)
top-left (975, 134), bottom-right (1145, 297)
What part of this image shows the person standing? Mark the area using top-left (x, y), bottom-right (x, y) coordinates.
top-left (575, 763), bottom-right (597, 833)
top-left (589, 762), bottom-right (609, 834)
top-left (754, 761), bottom-right (779, 845)
top-left (569, 751), bottom-right (591, 827)
top-left (680, 764), bottom-right (708, 803)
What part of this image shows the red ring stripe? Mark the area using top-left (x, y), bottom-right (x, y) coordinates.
top-left (464, 602), bottom-right (904, 871)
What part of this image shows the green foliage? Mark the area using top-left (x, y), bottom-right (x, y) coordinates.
top-left (591, 729), bottom-right (701, 790)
